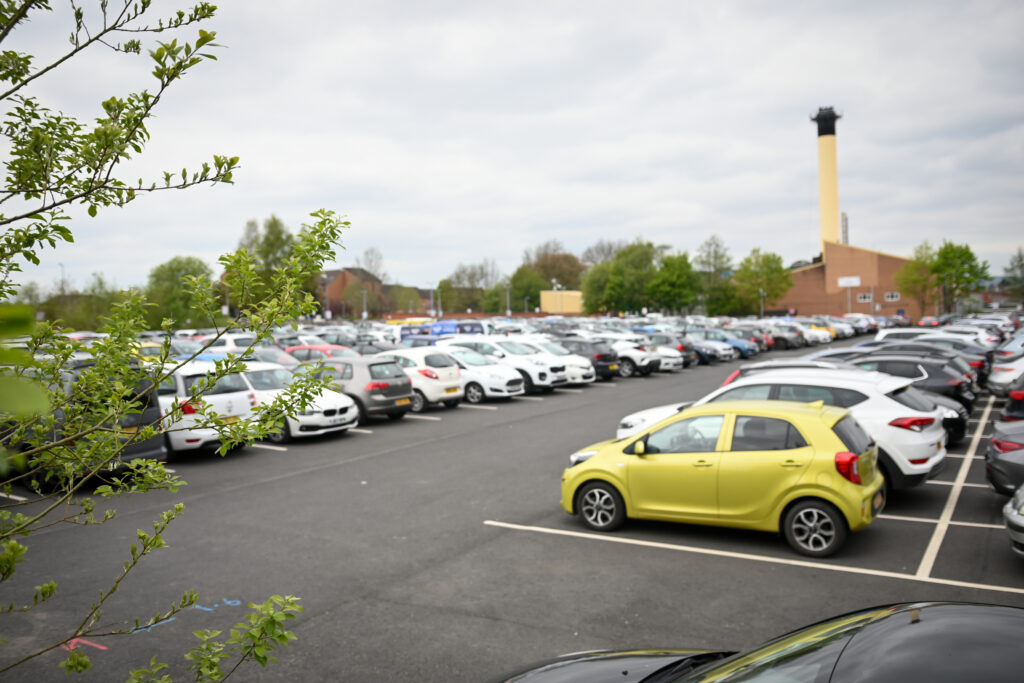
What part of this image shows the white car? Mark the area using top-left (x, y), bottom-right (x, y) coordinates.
top-left (157, 359), bottom-right (256, 454)
top-left (241, 362), bottom-right (357, 443)
top-left (791, 322), bottom-right (832, 345)
top-left (435, 336), bottom-right (567, 392)
top-left (988, 350), bottom-right (1024, 397)
top-left (589, 332), bottom-right (661, 377)
top-left (444, 346), bottom-right (526, 403)
top-left (519, 338), bottom-right (596, 385)
top-left (617, 368), bottom-right (947, 494)
top-left (650, 344), bottom-right (684, 372)
top-left (193, 331), bottom-right (262, 355)
top-left (375, 347), bottom-right (463, 412)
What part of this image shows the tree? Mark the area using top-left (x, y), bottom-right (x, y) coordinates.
top-left (236, 215), bottom-right (295, 302)
top-left (581, 239), bottom-right (627, 266)
top-left (695, 235), bottom-right (737, 315)
top-left (932, 240), bottom-right (990, 313)
top-left (1002, 247), bottom-right (1024, 304)
top-left (387, 285), bottom-right (422, 314)
top-left (580, 261), bottom-right (612, 314)
top-left (355, 247), bottom-right (388, 284)
top-left (0, 4), bottom-right (331, 678)
top-left (733, 249), bottom-right (793, 315)
top-left (647, 253), bottom-right (701, 313)
top-left (439, 260), bottom-right (499, 313)
top-left (524, 240), bottom-right (585, 289)
top-left (343, 280), bottom-right (383, 318)
top-left (894, 242), bottom-right (938, 318)
top-left (509, 266), bottom-right (547, 313)
top-left (603, 241), bottom-right (660, 313)
top-left (145, 256), bottom-right (215, 328)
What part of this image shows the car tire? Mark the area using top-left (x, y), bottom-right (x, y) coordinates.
top-left (443, 399), bottom-right (461, 408)
top-left (267, 421), bottom-right (291, 444)
top-left (387, 411), bottom-right (406, 421)
top-left (576, 482), bottom-right (625, 532)
top-left (464, 382), bottom-right (485, 404)
top-left (782, 500), bottom-right (847, 557)
top-left (410, 390), bottom-right (427, 413)
top-left (518, 370), bottom-right (535, 394)
top-left (619, 358), bottom-right (636, 378)
top-left (350, 397), bottom-right (367, 426)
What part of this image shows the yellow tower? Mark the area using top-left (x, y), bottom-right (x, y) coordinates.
top-left (812, 107), bottom-right (841, 253)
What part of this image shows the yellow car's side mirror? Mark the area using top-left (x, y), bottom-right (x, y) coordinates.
top-left (634, 440), bottom-right (645, 456)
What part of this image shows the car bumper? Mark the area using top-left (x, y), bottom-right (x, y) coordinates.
top-left (656, 357), bottom-right (683, 371)
top-left (565, 367), bottom-right (597, 384)
top-left (484, 379), bottom-right (526, 398)
top-left (290, 408), bottom-right (358, 437)
top-left (1002, 496), bottom-right (1024, 558)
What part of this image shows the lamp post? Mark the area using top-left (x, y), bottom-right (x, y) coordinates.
top-left (551, 278), bottom-right (563, 314)
top-left (505, 284), bottom-right (511, 317)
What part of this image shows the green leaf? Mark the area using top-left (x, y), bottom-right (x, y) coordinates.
top-left (0, 375), bottom-right (49, 417)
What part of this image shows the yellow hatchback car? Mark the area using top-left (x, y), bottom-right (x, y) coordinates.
top-left (560, 400), bottom-right (884, 557)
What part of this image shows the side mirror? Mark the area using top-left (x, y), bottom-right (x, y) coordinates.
top-left (633, 440), bottom-right (645, 456)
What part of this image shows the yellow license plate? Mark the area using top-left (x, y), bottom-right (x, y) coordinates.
top-left (445, 387), bottom-right (458, 394)
top-left (222, 415), bottom-right (240, 424)
top-left (608, 364), bottom-right (619, 370)
top-left (120, 425), bottom-right (138, 435)
top-left (395, 398), bottom-right (411, 406)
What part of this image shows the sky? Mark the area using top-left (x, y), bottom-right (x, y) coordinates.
top-left (8, 1), bottom-right (1024, 295)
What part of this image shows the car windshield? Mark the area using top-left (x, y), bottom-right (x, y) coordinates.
top-left (245, 368), bottom-right (294, 390)
top-left (424, 353), bottom-right (456, 368)
top-left (539, 343), bottom-right (570, 356)
top-left (449, 349), bottom-right (494, 367)
top-left (327, 347), bottom-right (358, 358)
top-left (369, 362), bottom-right (405, 379)
top-left (183, 372), bottom-right (248, 395)
top-left (887, 385), bottom-right (936, 412)
top-left (497, 341), bottom-right (538, 355)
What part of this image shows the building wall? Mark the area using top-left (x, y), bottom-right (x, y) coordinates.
top-left (776, 243), bottom-right (916, 318)
top-left (540, 290), bottom-right (582, 314)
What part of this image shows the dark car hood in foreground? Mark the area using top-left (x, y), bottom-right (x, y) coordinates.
top-left (490, 649), bottom-right (726, 683)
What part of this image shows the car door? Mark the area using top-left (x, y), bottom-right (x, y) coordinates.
top-left (627, 414), bottom-right (725, 521)
top-left (717, 415), bottom-right (813, 524)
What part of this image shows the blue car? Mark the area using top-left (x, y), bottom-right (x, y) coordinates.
top-left (692, 327), bottom-right (759, 358)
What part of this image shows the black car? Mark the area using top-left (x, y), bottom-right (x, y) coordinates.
top-left (558, 338), bottom-right (620, 381)
top-left (854, 340), bottom-right (990, 385)
top-left (849, 354), bottom-right (976, 411)
top-left (999, 374), bottom-right (1024, 422)
top-left (491, 602), bottom-right (1024, 683)
top-left (985, 420), bottom-right (1024, 495)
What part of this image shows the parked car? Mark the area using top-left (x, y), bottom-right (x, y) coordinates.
top-left (644, 333), bottom-right (699, 367)
top-left (241, 362), bottom-right (357, 443)
top-left (519, 338), bottom-right (597, 384)
top-left (764, 322), bottom-right (807, 349)
top-left (557, 338), bottom-right (620, 380)
top-left (157, 359), bottom-right (255, 455)
top-left (492, 602), bottom-right (1024, 683)
top-left (999, 375), bottom-right (1024, 422)
top-left (375, 347), bottom-right (463, 412)
top-left (617, 368), bottom-right (947, 496)
top-left (681, 328), bottom-right (737, 361)
top-left (193, 331), bottom-right (263, 354)
top-left (436, 336), bottom-right (568, 393)
top-left (313, 357), bottom-right (413, 423)
top-left (1003, 488), bottom-right (1024, 558)
top-left (985, 420), bottom-right (1024, 495)
top-left (849, 344), bottom-right (983, 386)
top-left (562, 400), bottom-right (884, 556)
top-left (988, 350), bottom-right (1024, 398)
top-left (246, 345), bottom-right (301, 369)
top-left (444, 346), bottom-right (525, 403)
top-left (693, 327), bottom-right (759, 358)
top-left (285, 344), bottom-right (360, 362)
top-left (848, 354), bottom-right (976, 411)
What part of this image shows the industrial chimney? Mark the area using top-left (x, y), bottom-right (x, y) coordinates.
top-left (812, 107), bottom-right (841, 253)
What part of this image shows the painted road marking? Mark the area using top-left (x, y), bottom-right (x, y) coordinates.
top-left (461, 404), bottom-right (498, 411)
top-left (252, 443), bottom-right (288, 452)
top-left (558, 388), bottom-right (585, 393)
top-left (0, 491), bottom-right (27, 502)
top-left (163, 468), bottom-right (176, 473)
top-left (593, 382), bottom-right (617, 387)
top-left (484, 520), bottom-right (1024, 596)
top-left (349, 428), bottom-right (373, 434)
top-left (917, 395), bottom-right (995, 579)
top-left (925, 480), bottom-right (989, 489)
top-left (517, 396), bottom-right (545, 402)
top-left (879, 514), bottom-right (1003, 530)
top-left (406, 414), bottom-right (442, 421)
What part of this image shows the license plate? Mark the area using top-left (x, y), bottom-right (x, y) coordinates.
top-left (328, 416), bottom-right (343, 425)
top-left (608, 364), bottom-right (618, 370)
top-left (445, 387), bottom-right (458, 394)
top-left (395, 398), bottom-right (411, 406)
top-left (872, 490), bottom-right (885, 515)
top-left (222, 415), bottom-right (240, 424)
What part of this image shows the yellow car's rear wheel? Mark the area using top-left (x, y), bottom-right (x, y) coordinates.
top-left (783, 500), bottom-right (847, 557)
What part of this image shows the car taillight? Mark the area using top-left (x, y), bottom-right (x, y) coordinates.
top-left (635, 345), bottom-right (646, 351)
top-left (1009, 390), bottom-right (1024, 401)
top-left (993, 367), bottom-right (1014, 372)
top-left (418, 368), bottom-right (439, 380)
top-left (999, 350), bottom-right (1013, 356)
top-left (991, 438), bottom-right (1024, 453)
top-left (677, 344), bottom-right (686, 352)
top-left (835, 452), bottom-right (863, 485)
top-left (593, 353), bottom-right (602, 360)
top-left (249, 392), bottom-right (258, 407)
top-left (947, 378), bottom-right (964, 386)
top-left (968, 360), bottom-right (984, 368)
top-left (889, 416), bottom-right (935, 432)
top-left (722, 369), bottom-right (741, 386)
top-left (365, 381), bottom-right (390, 391)
top-left (180, 400), bottom-right (198, 415)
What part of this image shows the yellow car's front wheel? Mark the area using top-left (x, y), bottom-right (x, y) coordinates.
top-left (783, 500), bottom-right (848, 557)
top-left (577, 482), bottom-right (625, 531)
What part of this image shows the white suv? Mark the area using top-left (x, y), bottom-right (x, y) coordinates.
top-left (157, 359), bottom-right (256, 454)
top-left (436, 336), bottom-right (567, 393)
top-left (617, 368), bottom-right (947, 494)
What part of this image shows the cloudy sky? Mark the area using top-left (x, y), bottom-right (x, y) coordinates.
top-left (9, 1), bottom-right (1024, 294)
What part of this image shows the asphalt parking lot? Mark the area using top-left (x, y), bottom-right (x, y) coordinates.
top-left (3, 341), bottom-right (1023, 681)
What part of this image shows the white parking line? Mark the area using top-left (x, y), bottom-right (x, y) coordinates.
top-left (406, 414), bottom-right (442, 421)
top-left (517, 397), bottom-right (545, 402)
top-left (0, 491), bottom-right (27, 502)
top-left (925, 480), bottom-right (989, 489)
top-left (879, 514), bottom-right (1003, 530)
top-left (916, 395), bottom-right (995, 579)
top-left (252, 443), bottom-right (288, 452)
top-left (557, 388), bottom-right (584, 394)
top-left (484, 520), bottom-right (1024, 596)
top-left (460, 404), bottom-right (498, 411)
top-left (592, 383), bottom-right (617, 388)
top-left (349, 428), bottom-right (373, 434)
top-left (943, 454), bottom-right (981, 459)
top-left (163, 468), bottom-right (176, 473)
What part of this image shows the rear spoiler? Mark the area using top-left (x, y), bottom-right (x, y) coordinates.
top-left (675, 401), bottom-right (694, 413)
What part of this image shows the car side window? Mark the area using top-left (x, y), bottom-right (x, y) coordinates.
top-left (882, 361), bottom-right (922, 378)
top-left (709, 385), bottom-right (771, 402)
top-left (646, 415), bottom-right (723, 454)
top-left (777, 384), bottom-right (835, 404)
top-left (731, 416), bottom-right (808, 451)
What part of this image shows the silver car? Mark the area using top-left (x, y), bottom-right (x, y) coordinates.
top-left (1002, 486), bottom-right (1024, 558)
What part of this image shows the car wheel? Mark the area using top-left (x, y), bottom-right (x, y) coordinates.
top-left (410, 390), bottom-right (427, 413)
top-left (577, 482), bottom-right (625, 531)
top-left (619, 358), bottom-right (636, 378)
top-left (464, 382), bottom-right (485, 404)
top-left (638, 365), bottom-right (653, 376)
top-left (877, 460), bottom-right (892, 502)
top-left (267, 421), bottom-right (291, 444)
top-left (351, 397), bottom-right (367, 425)
top-left (387, 411), bottom-right (406, 421)
top-left (518, 370), bottom-right (535, 394)
top-left (783, 500), bottom-right (847, 557)
top-left (443, 399), bottom-right (461, 408)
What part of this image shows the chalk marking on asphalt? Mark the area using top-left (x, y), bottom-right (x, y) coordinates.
top-left (517, 396), bottom-right (545, 402)
top-left (460, 404), bottom-right (498, 411)
top-left (0, 491), bottom-right (27, 502)
top-left (925, 480), bottom-right (989, 489)
top-left (557, 388), bottom-right (584, 394)
top-left (916, 395), bottom-right (994, 579)
top-left (251, 443), bottom-right (288, 452)
top-left (879, 514), bottom-right (1003, 530)
top-left (484, 519), bottom-right (1024, 596)
top-left (405, 414), bottom-right (442, 421)
top-left (349, 428), bottom-right (373, 434)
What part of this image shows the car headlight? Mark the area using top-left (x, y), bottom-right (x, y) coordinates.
top-left (569, 450), bottom-right (597, 467)
top-left (300, 408), bottom-right (317, 416)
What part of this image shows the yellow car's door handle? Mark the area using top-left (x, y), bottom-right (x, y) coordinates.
top-left (693, 460), bottom-right (714, 468)
top-left (780, 460), bottom-right (803, 468)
